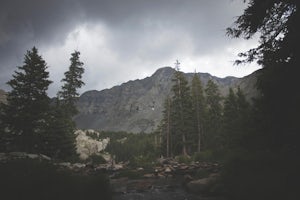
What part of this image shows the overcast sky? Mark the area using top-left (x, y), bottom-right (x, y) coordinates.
top-left (0, 0), bottom-right (260, 97)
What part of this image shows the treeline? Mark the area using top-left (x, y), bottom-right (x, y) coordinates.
top-left (99, 131), bottom-right (158, 168)
top-left (0, 47), bottom-right (84, 161)
top-left (156, 65), bottom-right (251, 160)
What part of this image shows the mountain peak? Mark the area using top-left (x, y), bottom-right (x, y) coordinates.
top-left (152, 67), bottom-right (175, 77)
top-left (75, 67), bottom-right (258, 133)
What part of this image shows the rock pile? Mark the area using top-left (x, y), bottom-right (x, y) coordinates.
top-left (150, 158), bottom-right (220, 179)
top-left (75, 129), bottom-right (110, 160)
top-left (110, 158), bottom-right (221, 195)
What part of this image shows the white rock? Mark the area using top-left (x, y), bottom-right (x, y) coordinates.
top-left (75, 129), bottom-right (110, 160)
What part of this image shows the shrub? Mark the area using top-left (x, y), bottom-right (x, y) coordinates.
top-left (176, 155), bottom-right (192, 164)
top-left (193, 150), bottom-right (215, 162)
top-left (129, 154), bottom-right (155, 169)
top-left (87, 154), bottom-right (107, 164)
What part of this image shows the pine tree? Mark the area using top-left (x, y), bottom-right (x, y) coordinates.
top-left (42, 106), bottom-right (77, 160)
top-left (191, 72), bottom-right (206, 152)
top-left (160, 96), bottom-right (172, 157)
top-left (170, 66), bottom-right (193, 156)
top-left (204, 79), bottom-right (222, 150)
top-left (57, 50), bottom-right (85, 117)
top-left (222, 88), bottom-right (238, 149)
top-left (1, 47), bottom-right (52, 153)
top-left (44, 51), bottom-right (85, 160)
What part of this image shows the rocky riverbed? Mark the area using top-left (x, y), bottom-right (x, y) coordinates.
top-left (111, 176), bottom-right (224, 200)
top-left (0, 152), bottom-right (225, 199)
top-left (109, 158), bottom-right (224, 200)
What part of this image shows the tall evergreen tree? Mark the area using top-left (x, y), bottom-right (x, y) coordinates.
top-left (44, 51), bottom-right (85, 160)
top-left (204, 79), bottom-right (222, 150)
top-left (1, 47), bottom-right (52, 153)
top-left (191, 73), bottom-right (206, 152)
top-left (218, 87), bottom-right (251, 153)
top-left (170, 64), bottom-right (193, 156)
top-left (57, 50), bottom-right (85, 117)
top-left (42, 106), bottom-right (77, 160)
top-left (160, 96), bottom-right (172, 157)
top-left (222, 88), bottom-right (240, 150)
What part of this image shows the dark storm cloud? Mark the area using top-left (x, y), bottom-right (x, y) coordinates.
top-left (0, 0), bottom-right (84, 89)
top-left (0, 0), bottom-right (256, 95)
top-left (0, 0), bottom-right (84, 57)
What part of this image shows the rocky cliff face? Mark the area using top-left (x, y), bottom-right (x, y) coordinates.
top-left (74, 67), bottom-right (259, 133)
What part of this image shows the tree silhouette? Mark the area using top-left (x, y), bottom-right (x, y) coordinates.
top-left (1, 47), bottom-right (52, 153)
top-left (224, 1), bottom-right (300, 199)
top-left (58, 50), bottom-right (85, 117)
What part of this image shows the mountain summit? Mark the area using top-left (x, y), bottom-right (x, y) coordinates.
top-left (74, 67), bottom-right (258, 133)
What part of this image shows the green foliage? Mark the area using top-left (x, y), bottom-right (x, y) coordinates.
top-left (130, 154), bottom-right (155, 168)
top-left (100, 131), bottom-right (159, 166)
top-left (192, 150), bottom-right (215, 162)
top-left (157, 69), bottom-right (254, 161)
top-left (191, 73), bottom-right (206, 153)
top-left (0, 159), bottom-right (112, 200)
top-left (158, 96), bottom-right (172, 157)
top-left (203, 79), bottom-right (222, 150)
top-left (0, 47), bottom-right (80, 161)
top-left (41, 105), bottom-right (77, 161)
top-left (57, 50), bottom-right (85, 117)
top-left (1, 47), bottom-right (52, 153)
top-left (170, 69), bottom-right (193, 156)
top-left (45, 50), bottom-right (85, 161)
top-left (222, 0), bottom-right (300, 199)
top-left (176, 155), bottom-right (192, 164)
top-left (222, 88), bottom-right (245, 149)
top-left (86, 154), bottom-right (107, 165)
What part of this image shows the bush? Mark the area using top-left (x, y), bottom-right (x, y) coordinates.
top-left (193, 150), bottom-right (215, 162)
top-left (176, 155), bottom-right (192, 164)
top-left (129, 154), bottom-right (155, 169)
top-left (86, 154), bottom-right (107, 164)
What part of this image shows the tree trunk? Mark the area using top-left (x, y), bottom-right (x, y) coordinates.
top-left (182, 133), bottom-right (188, 156)
top-left (197, 118), bottom-right (201, 153)
top-left (166, 98), bottom-right (171, 157)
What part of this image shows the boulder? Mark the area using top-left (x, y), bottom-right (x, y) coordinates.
top-left (143, 173), bottom-right (155, 178)
top-left (74, 129), bottom-right (110, 160)
top-left (186, 174), bottom-right (219, 194)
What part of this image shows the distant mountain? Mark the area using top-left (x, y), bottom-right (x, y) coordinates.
top-left (74, 67), bottom-right (260, 133)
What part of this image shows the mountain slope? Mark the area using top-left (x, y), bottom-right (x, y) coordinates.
top-left (74, 67), bottom-right (259, 133)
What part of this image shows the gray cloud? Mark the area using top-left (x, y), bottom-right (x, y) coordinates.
top-left (0, 0), bottom-right (259, 96)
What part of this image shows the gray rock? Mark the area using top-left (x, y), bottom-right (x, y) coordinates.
top-left (74, 67), bottom-right (259, 133)
top-left (27, 153), bottom-right (39, 159)
top-left (186, 174), bottom-right (218, 194)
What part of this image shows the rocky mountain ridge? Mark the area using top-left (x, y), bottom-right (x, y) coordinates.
top-left (74, 67), bottom-right (259, 133)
